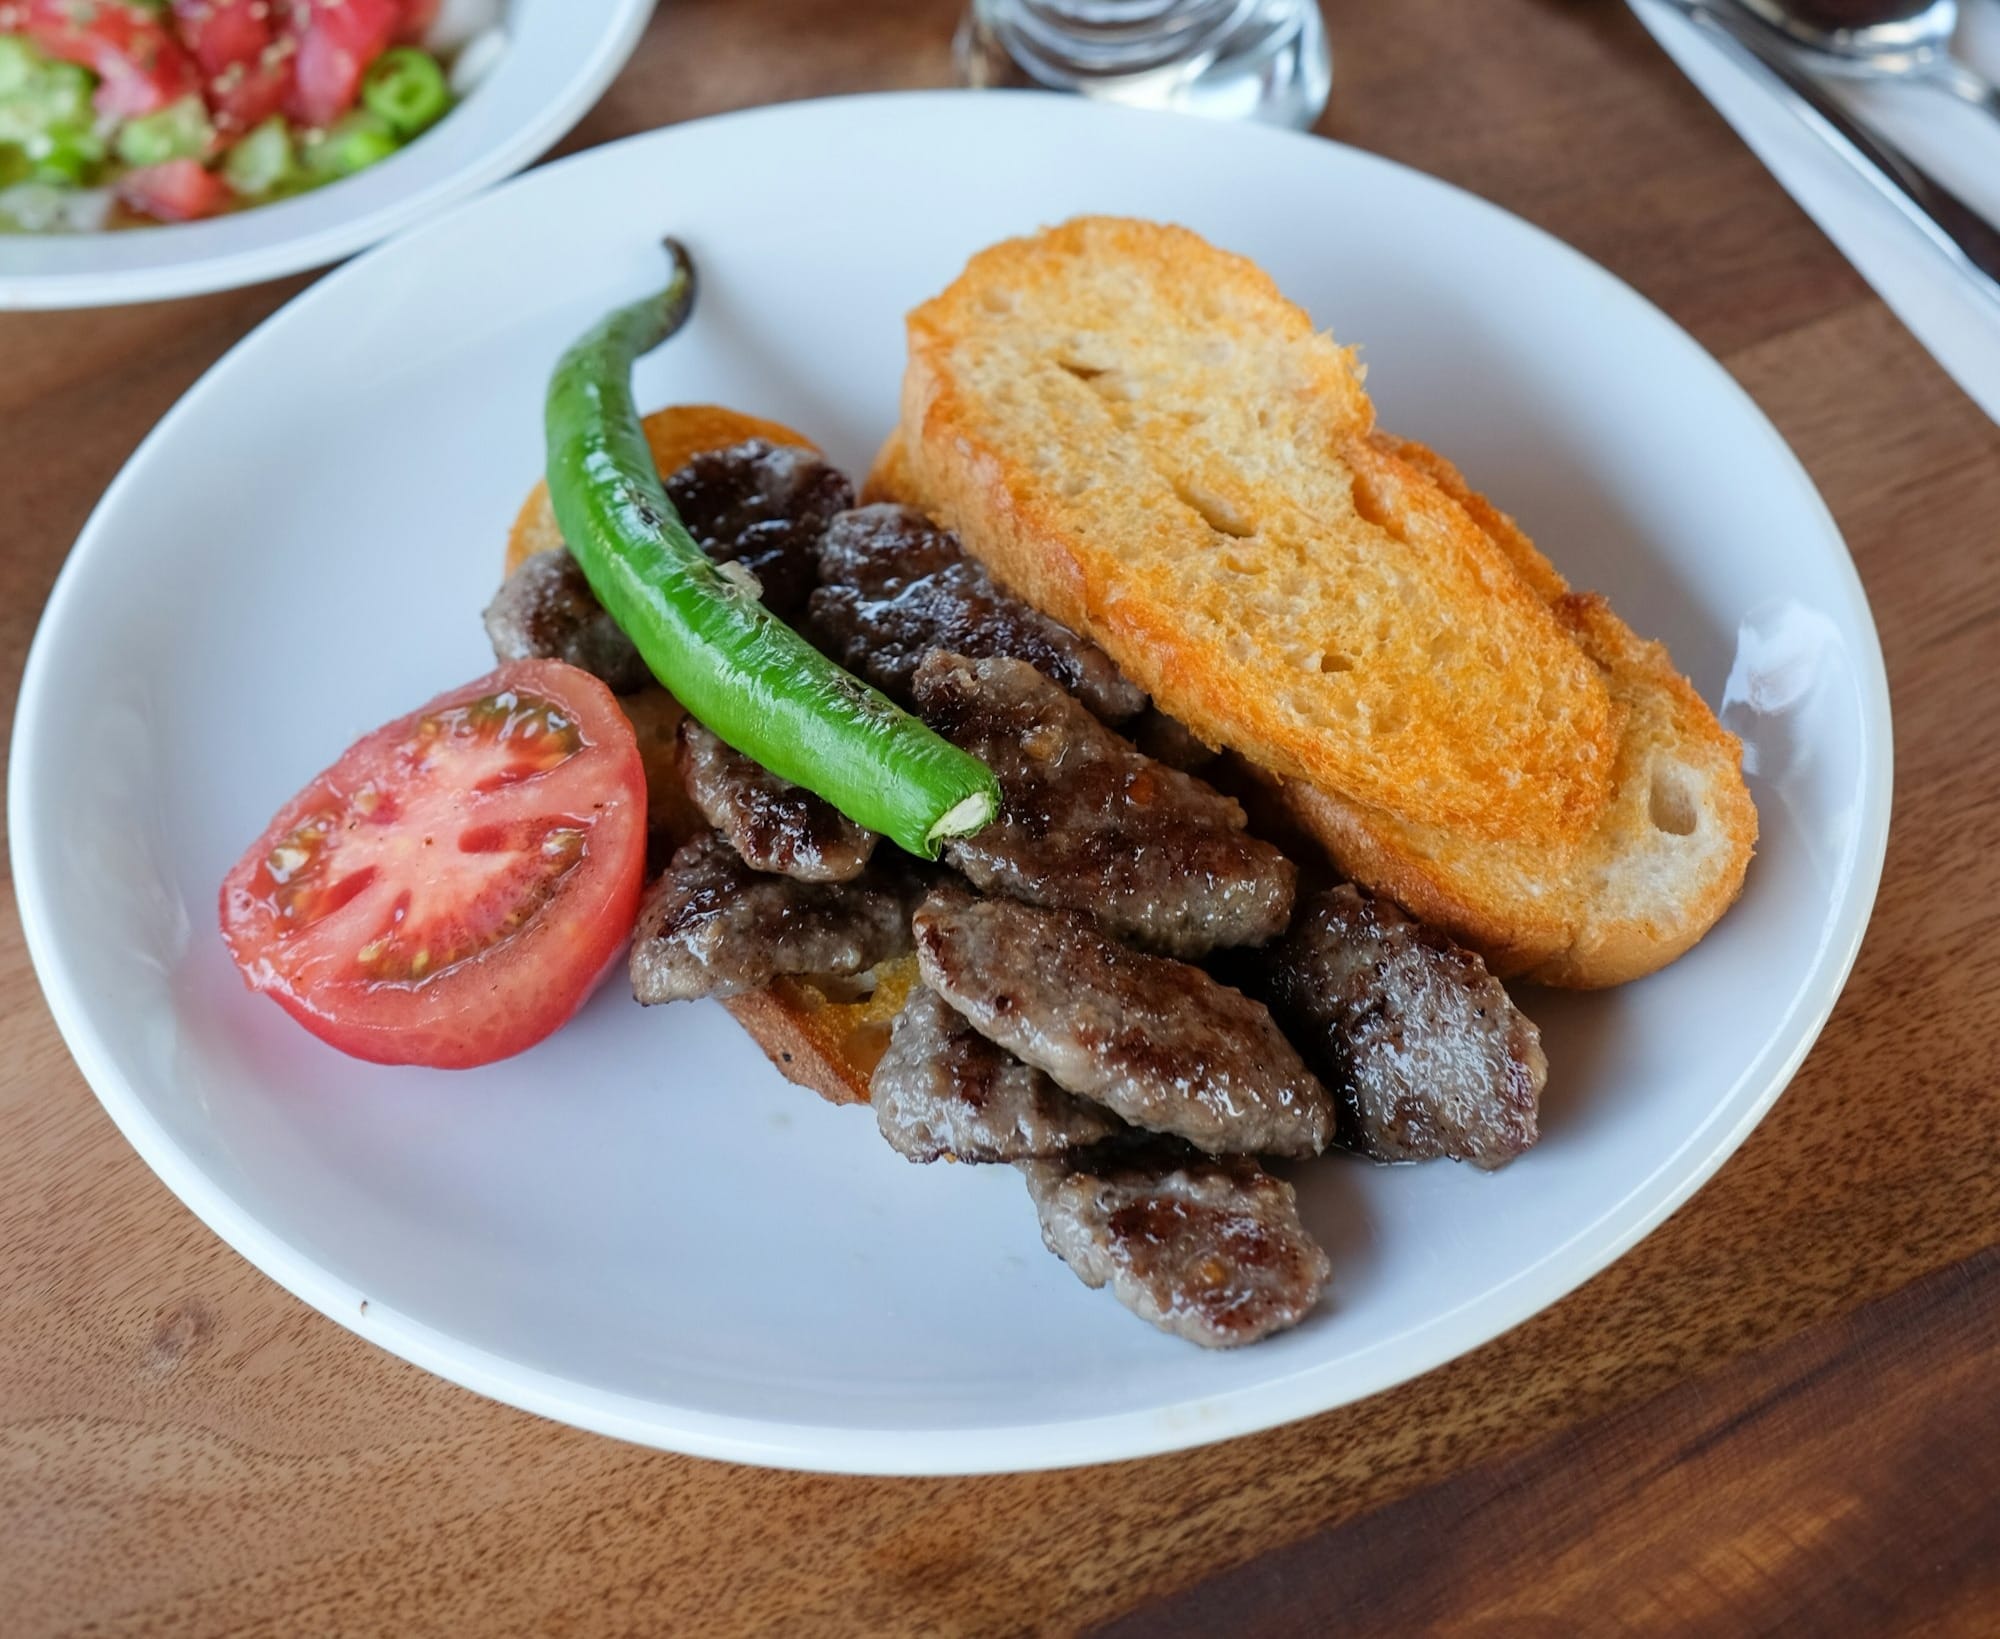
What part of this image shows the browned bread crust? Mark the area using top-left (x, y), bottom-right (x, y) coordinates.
top-left (721, 961), bottom-right (920, 1107)
top-left (870, 394), bottom-right (1756, 987)
top-left (1295, 437), bottom-right (1757, 985)
top-left (1274, 594), bottom-right (1758, 987)
top-left (896, 216), bottom-right (1618, 853)
top-left (859, 427), bottom-right (918, 507)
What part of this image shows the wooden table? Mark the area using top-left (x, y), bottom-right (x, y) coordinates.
top-left (4, 2), bottom-right (1997, 1633)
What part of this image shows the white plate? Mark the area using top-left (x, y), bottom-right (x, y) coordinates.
top-left (9, 92), bottom-right (1892, 1473)
top-left (0, 0), bottom-right (654, 309)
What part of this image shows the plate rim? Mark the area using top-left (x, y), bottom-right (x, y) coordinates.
top-left (0, 0), bottom-right (657, 311)
top-left (7, 89), bottom-right (1896, 1474)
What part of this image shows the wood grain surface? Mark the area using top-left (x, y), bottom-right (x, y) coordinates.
top-left (2, 1), bottom-right (1997, 1634)
top-left (1097, 1246), bottom-right (2000, 1637)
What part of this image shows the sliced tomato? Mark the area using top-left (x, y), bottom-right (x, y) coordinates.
top-left (220, 660), bottom-right (648, 1069)
top-left (23, 0), bottom-right (203, 118)
top-left (284, 0), bottom-right (399, 128)
top-left (171, 0), bottom-right (288, 134)
top-left (117, 158), bottom-right (231, 221)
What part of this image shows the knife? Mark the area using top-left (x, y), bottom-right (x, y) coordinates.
top-left (1647, 0), bottom-right (2000, 304)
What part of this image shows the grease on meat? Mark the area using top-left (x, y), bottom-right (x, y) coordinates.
top-left (912, 652), bottom-right (1294, 956)
top-left (482, 549), bottom-right (650, 694)
top-left (630, 833), bottom-right (920, 1003)
top-left (678, 717), bottom-right (876, 883)
top-left (1254, 885), bottom-right (1546, 1169)
top-left (663, 439), bottom-right (854, 619)
top-left (1022, 1149), bottom-right (1330, 1347)
top-left (872, 986), bottom-right (1123, 1163)
top-left (810, 504), bottom-right (1146, 722)
top-left (913, 888), bottom-right (1333, 1158)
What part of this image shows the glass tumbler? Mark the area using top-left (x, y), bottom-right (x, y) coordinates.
top-left (956, 0), bottom-right (1332, 130)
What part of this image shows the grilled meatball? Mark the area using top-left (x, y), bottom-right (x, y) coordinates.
top-left (872, 986), bottom-right (1123, 1164)
top-left (1021, 1148), bottom-right (1330, 1347)
top-left (912, 653), bottom-right (1293, 956)
top-left (482, 549), bottom-right (650, 694)
top-left (913, 888), bottom-right (1333, 1158)
top-left (663, 439), bottom-right (854, 618)
top-left (677, 717), bottom-right (876, 883)
top-left (1254, 885), bottom-right (1546, 1170)
top-left (810, 504), bottom-right (1146, 722)
top-left (630, 833), bottom-right (920, 1003)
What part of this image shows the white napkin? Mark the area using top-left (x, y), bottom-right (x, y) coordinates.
top-left (1632, 0), bottom-right (2000, 423)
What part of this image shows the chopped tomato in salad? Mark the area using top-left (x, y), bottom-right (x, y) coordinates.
top-left (287, 0), bottom-right (399, 129)
top-left (0, 0), bottom-right (473, 228)
top-left (172, 0), bottom-right (290, 135)
top-left (20, 0), bottom-right (200, 118)
top-left (117, 153), bottom-right (229, 221)
top-left (220, 661), bottom-right (649, 1070)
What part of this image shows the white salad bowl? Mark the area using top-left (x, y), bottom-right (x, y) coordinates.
top-left (9, 92), bottom-right (1892, 1473)
top-left (0, 0), bottom-right (654, 309)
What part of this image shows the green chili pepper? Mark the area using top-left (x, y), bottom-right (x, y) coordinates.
top-left (362, 47), bottom-right (450, 138)
top-left (544, 240), bottom-right (999, 858)
top-left (302, 110), bottom-right (397, 182)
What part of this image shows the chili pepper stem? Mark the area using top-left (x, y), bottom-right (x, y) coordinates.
top-left (930, 791), bottom-right (998, 844)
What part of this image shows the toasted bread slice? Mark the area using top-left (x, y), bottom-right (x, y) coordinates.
top-left (884, 415), bottom-right (1760, 987)
top-left (507, 402), bottom-right (903, 1106)
top-left (896, 215), bottom-right (1617, 852)
top-left (1372, 434), bottom-right (1570, 606)
top-left (860, 427), bottom-right (918, 508)
top-left (1284, 437), bottom-right (1756, 985)
top-left (873, 420), bottom-right (1755, 986)
top-left (725, 961), bottom-right (919, 1106)
top-left (1280, 597), bottom-right (1757, 986)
